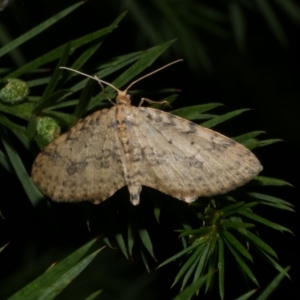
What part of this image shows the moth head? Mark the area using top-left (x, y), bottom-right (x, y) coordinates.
top-left (116, 91), bottom-right (131, 105)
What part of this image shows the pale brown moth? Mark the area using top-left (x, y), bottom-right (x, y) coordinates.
top-left (31, 61), bottom-right (262, 205)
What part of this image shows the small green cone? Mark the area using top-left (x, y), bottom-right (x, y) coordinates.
top-left (36, 116), bottom-right (61, 146)
top-left (0, 78), bottom-right (30, 104)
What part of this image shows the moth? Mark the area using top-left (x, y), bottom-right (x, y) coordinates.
top-left (31, 61), bottom-right (262, 205)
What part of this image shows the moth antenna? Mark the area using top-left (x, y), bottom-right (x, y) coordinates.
top-left (124, 59), bottom-right (183, 93)
top-left (60, 59), bottom-right (183, 95)
top-left (60, 67), bottom-right (121, 93)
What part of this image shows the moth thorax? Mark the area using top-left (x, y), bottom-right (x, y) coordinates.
top-left (116, 93), bottom-right (131, 105)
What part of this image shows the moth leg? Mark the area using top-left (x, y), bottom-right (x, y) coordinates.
top-left (94, 75), bottom-right (115, 105)
top-left (138, 97), bottom-right (171, 108)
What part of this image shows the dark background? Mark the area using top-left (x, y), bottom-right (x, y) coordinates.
top-left (0, 0), bottom-right (299, 299)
